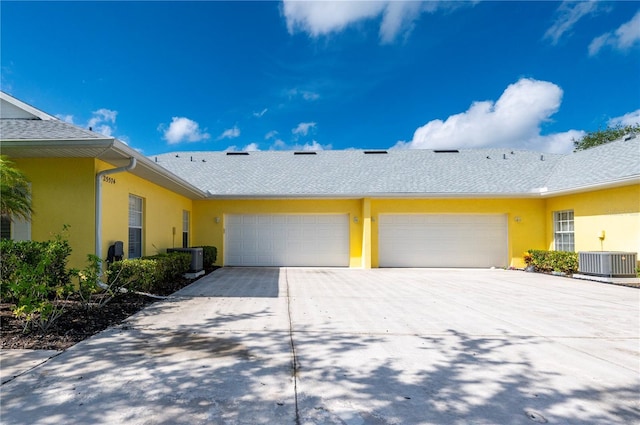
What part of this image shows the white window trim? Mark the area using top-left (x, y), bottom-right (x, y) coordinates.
top-left (128, 195), bottom-right (144, 258)
top-left (182, 210), bottom-right (190, 248)
top-left (553, 210), bottom-right (574, 252)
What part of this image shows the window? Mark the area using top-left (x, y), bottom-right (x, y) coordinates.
top-left (1, 217), bottom-right (11, 240)
top-left (182, 211), bottom-right (190, 248)
top-left (1, 216), bottom-right (31, 241)
top-left (554, 210), bottom-right (574, 252)
top-left (128, 195), bottom-right (143, 258)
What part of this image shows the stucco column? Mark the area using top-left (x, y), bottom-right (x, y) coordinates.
top-left (362, 198), bottom-right (372, 269)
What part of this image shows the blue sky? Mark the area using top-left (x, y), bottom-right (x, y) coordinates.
top-left (2, 1), bottom-right (639, 154)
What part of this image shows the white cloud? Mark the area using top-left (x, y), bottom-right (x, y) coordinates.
top-left (288, 88), bottom-right (320, 101)
top-left (394, 78), bottom-right (581, 153)
top-left (225, 142), bottom-right (261, 152)
top-left (589, 10), bottom-right (640, 56)
top-left (297, 140), bottom-right (332, 151)
top-left (253, 108), bottom-right (268, 118)
top-left (217, 125), bottom-right (241, 140)
top-left (243, 142), bottom-right (260, 152)
top-left (268, 139), bottom-right (332, 151)
top-left (281, 0), bottom-right (449, 43)
top-left (608, 109), bottom-right (640, 127)
top-left (88, 108), bottom-right (118, 137)
top-left (265, 130), bottom-right (279, 140)
top-left (272, 139), bottom-right (287, 149)
top-left (292, 121), bottom-right (317, 136)
top-left (544, 1), bottom-right (600, 45)
top-left (56, 114), bottom-right (74, 124)
top-left (161, 116), bottom-right (211, 145)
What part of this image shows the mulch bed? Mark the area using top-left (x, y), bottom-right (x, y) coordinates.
top-left (1, 269), bottom-right (216, 351)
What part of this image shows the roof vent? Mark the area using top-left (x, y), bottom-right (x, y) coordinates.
top-left (226, 152), bottom-right (250, 156)
top-left (433, 149), bottom-right (459, 153)
top-left (363, 150), bottom-right (387, 154)
top-left (294, 151), bottom-right (317, 155)
top-left (540, 155), bottom-right (544, 161)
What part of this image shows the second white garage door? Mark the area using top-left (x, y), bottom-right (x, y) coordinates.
top-left (378, 214), bottom-right (508, 268)
top-left (225, 214), bottom-right (350, 267)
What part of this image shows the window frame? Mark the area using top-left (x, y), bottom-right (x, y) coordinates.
top-left (553, 210), bottom-right (575, 252)
top-left (182, 210), bottom-right (190, 248)
top-left (128, 194), bottom-right (144, 258)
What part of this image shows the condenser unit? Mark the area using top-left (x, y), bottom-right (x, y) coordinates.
top-left (578, 252), bottom-right (637, 278)
top-left (167, 247), bottom-right (204, 273)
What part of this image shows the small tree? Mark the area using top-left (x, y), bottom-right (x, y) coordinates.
top-left (573, 123), bottom-right (640, 151)
top-left (0, 155), bottom-right (33, 221)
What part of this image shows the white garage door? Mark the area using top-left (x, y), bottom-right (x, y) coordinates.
top-left (225, 214), bottom-right (350, 267)
top-left (379, 214), bottom-right (508, 268)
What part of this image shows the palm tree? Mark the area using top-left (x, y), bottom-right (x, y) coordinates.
top-left (0, 155), bottom-right (33, 221)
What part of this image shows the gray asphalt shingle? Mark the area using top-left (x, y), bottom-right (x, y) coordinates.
top-left (153, 149), bottom-right (562, 196)
top-left (0, 119), bottom-right (105, 140)
top-left (153, 137), bottom-right (639, 197)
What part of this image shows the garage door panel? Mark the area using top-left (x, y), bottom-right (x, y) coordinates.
top-left (379, 214), bottom-right (507, 268)
top-left (225, 214), bottom-right (349, 267)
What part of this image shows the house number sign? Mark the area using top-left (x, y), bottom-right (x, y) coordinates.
top-left (102, 175), bottom-right (116, 184)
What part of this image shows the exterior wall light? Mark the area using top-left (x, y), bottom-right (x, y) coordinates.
top-left (215, 217), bottom-right (220, 223)
top-left (353, 217), bottom-right (359, 223)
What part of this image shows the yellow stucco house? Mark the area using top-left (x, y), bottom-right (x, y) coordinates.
top-left (2, 91), bottom-right (639, 270)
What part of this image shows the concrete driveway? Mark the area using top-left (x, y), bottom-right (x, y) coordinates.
top-left (1, 268), bottom-right (638, 424)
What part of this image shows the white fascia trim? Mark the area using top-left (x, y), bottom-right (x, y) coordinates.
top-left (0, 91), bottom-right (57, 120)
top-left (537, 176), bottom-right (640, 197)
top-left (203, 192), bottom-right (544, 200)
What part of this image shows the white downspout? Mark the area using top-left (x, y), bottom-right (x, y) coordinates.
top-left (95, 158), bottom-right (137, 262)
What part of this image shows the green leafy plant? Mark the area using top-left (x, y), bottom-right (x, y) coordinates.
top-left (4, 233), bottom-right (75, 333)
top-left (573, 123), bottom-right (639, 151)
top-left (526, 249), bottom-right (579, 275)
top-left (194, 246), bottom-right (217, 269)
top-left (76, 254), bottom-right (126, 309)
top-left (0, 228), bottom-right (74, 302)
top-left (0, 155), bottom-right (33, 221)
top-left (106, 252), bottom-right (190, 294)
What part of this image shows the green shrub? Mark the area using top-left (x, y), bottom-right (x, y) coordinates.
top-left (107, 258), bottom-right (158, 293)
top-left (107, 252), bottom-right (190, 294)
top-left (526, 249), bottom-right (579, 275)
top-left (194, 245), bottom-right (217, 268)
top-left (1, 233), bottom-right (74, 302)
top-left (0, 229), bottom-right (74, 332)
top-left (149, 252), bottom-right (191, 284)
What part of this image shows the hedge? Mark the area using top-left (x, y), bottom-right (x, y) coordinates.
top-left (107, 252), bottom-right (191, 294)
top-left (194, 245), bottom-right (217, 269)
top-left (0, 237), bottom-right (74, 302)
top-left (525, 249), bottom-right (579, 275)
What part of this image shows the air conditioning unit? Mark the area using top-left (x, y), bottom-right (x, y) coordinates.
top-left (167, 247), bottom-right (204, 273)
top-left (578, 252), bottom-right (637, 278)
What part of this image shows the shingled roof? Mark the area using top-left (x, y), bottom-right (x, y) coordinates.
top-left (0, 119), bottom-right (105, 141)
top-left (153, 137), bottom-right (640, 198)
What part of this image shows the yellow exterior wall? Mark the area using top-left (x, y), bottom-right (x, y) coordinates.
top-left (545, 185), bottom-right (640, 256)
top-left (98, 160), bottom-right (193, 260)
top-left (192, 199), bottom-right (363, 267)
top-left (12, 155), bottom-right (638, 271)
top-left (12, 158), bottom-right (194, 269)
top-left (370, 198), bottom-right (548, 268)
top-left (13, 158), bottom-right (96, 269)
top-left (192, 197), bottom-right (547, 268)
